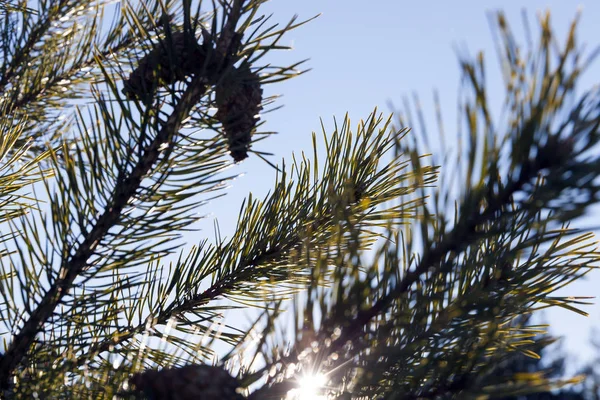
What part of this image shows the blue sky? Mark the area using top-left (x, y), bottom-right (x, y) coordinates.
top-left (191, 1), bottom-right (600, 367)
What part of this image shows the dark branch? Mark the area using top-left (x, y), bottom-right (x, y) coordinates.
top-left (0, 0), bottom-right (248, 388)
top-left (249, 134), bottom-right (569, 398)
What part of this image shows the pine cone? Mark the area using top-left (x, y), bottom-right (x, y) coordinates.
top-left (123, 32), bottom-right (206, 101)
top-left (215, 64), bottom-right (263, 162)
top-left (129, 364), bottom-right (244, 400)
top-left (123, 26), bottom-right (264, 162)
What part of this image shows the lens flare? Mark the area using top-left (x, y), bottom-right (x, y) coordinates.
top-left (286, 373), bottom-right (327, 400)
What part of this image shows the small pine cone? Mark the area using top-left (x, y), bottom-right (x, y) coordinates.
top-left (215, 64), bottom-right (263, 162)
top-left (129, 364), bottom-right (244, 400)
top-left (123, 32), bottom-right (206, 101)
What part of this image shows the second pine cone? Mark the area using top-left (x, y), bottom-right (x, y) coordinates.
top-left (215, 64), bottom-right (263, 162)
top-left (123, 32), bottom-right (206, 101)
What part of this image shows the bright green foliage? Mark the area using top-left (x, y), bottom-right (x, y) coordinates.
top-left (0, 1), bottom-right (598, 399)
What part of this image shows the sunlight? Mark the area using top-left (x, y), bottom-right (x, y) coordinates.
top-left (286, 372), bottom-right (327, 400)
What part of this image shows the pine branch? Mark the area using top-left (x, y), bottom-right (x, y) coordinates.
top-left (0, 0), bottom-right (189, 155)
top-left (248, 11), bottom-right (600, 399)
top-left (0, 0), bottom-right (99, 92)
top-left (53, 111), bottom-right (428, 383)
top-left (248, 150), bottom-right (555, 398)
top-left (10, 35), bottom-right (138, 114)
top-left (0, 0), bottom-right (248, 389)
top-left (326, 156), bottom-right (542, 357)
top-left (0, 74), bottom-right (206, 390)
top-left (0, 4), bottom-right (312, 394)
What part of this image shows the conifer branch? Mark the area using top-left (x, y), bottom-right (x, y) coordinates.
top-left (58, 111), bottom-right (426, 376)
top-left (249, 11), bottom-right (600, 398)
top-left (249, 133), bottom-right (565, 398)
top-left (0, 0), bottom-right (247, 388)
top-left (0, 0), bottom-right (99, 92)
top-left (0, 72), bottom-right (208, 390)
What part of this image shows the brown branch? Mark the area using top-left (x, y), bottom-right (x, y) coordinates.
top-left (62, 204), bottom-right (338, 371)
top-left (58, 167), bottom-right (375, 375)
top-left (0, 0), bottom-right (248, 389)
top-left (325, 148), bottom-right (541, 358)
top-left (63, 247), bottom-right (287, 371)
top-left (0, 75), bottom-right (208, 389)
top-left (248, 151), bottom-right (550, 399)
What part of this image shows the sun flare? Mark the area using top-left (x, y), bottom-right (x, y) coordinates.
top-left (286, 372), bottom-right (327, 400)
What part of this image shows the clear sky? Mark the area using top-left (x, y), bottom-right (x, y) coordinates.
top-left (191, 1), bottom-right (600, 368)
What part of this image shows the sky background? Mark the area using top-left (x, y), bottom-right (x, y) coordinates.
top-left (189, 1), bottom-right (600, 369)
